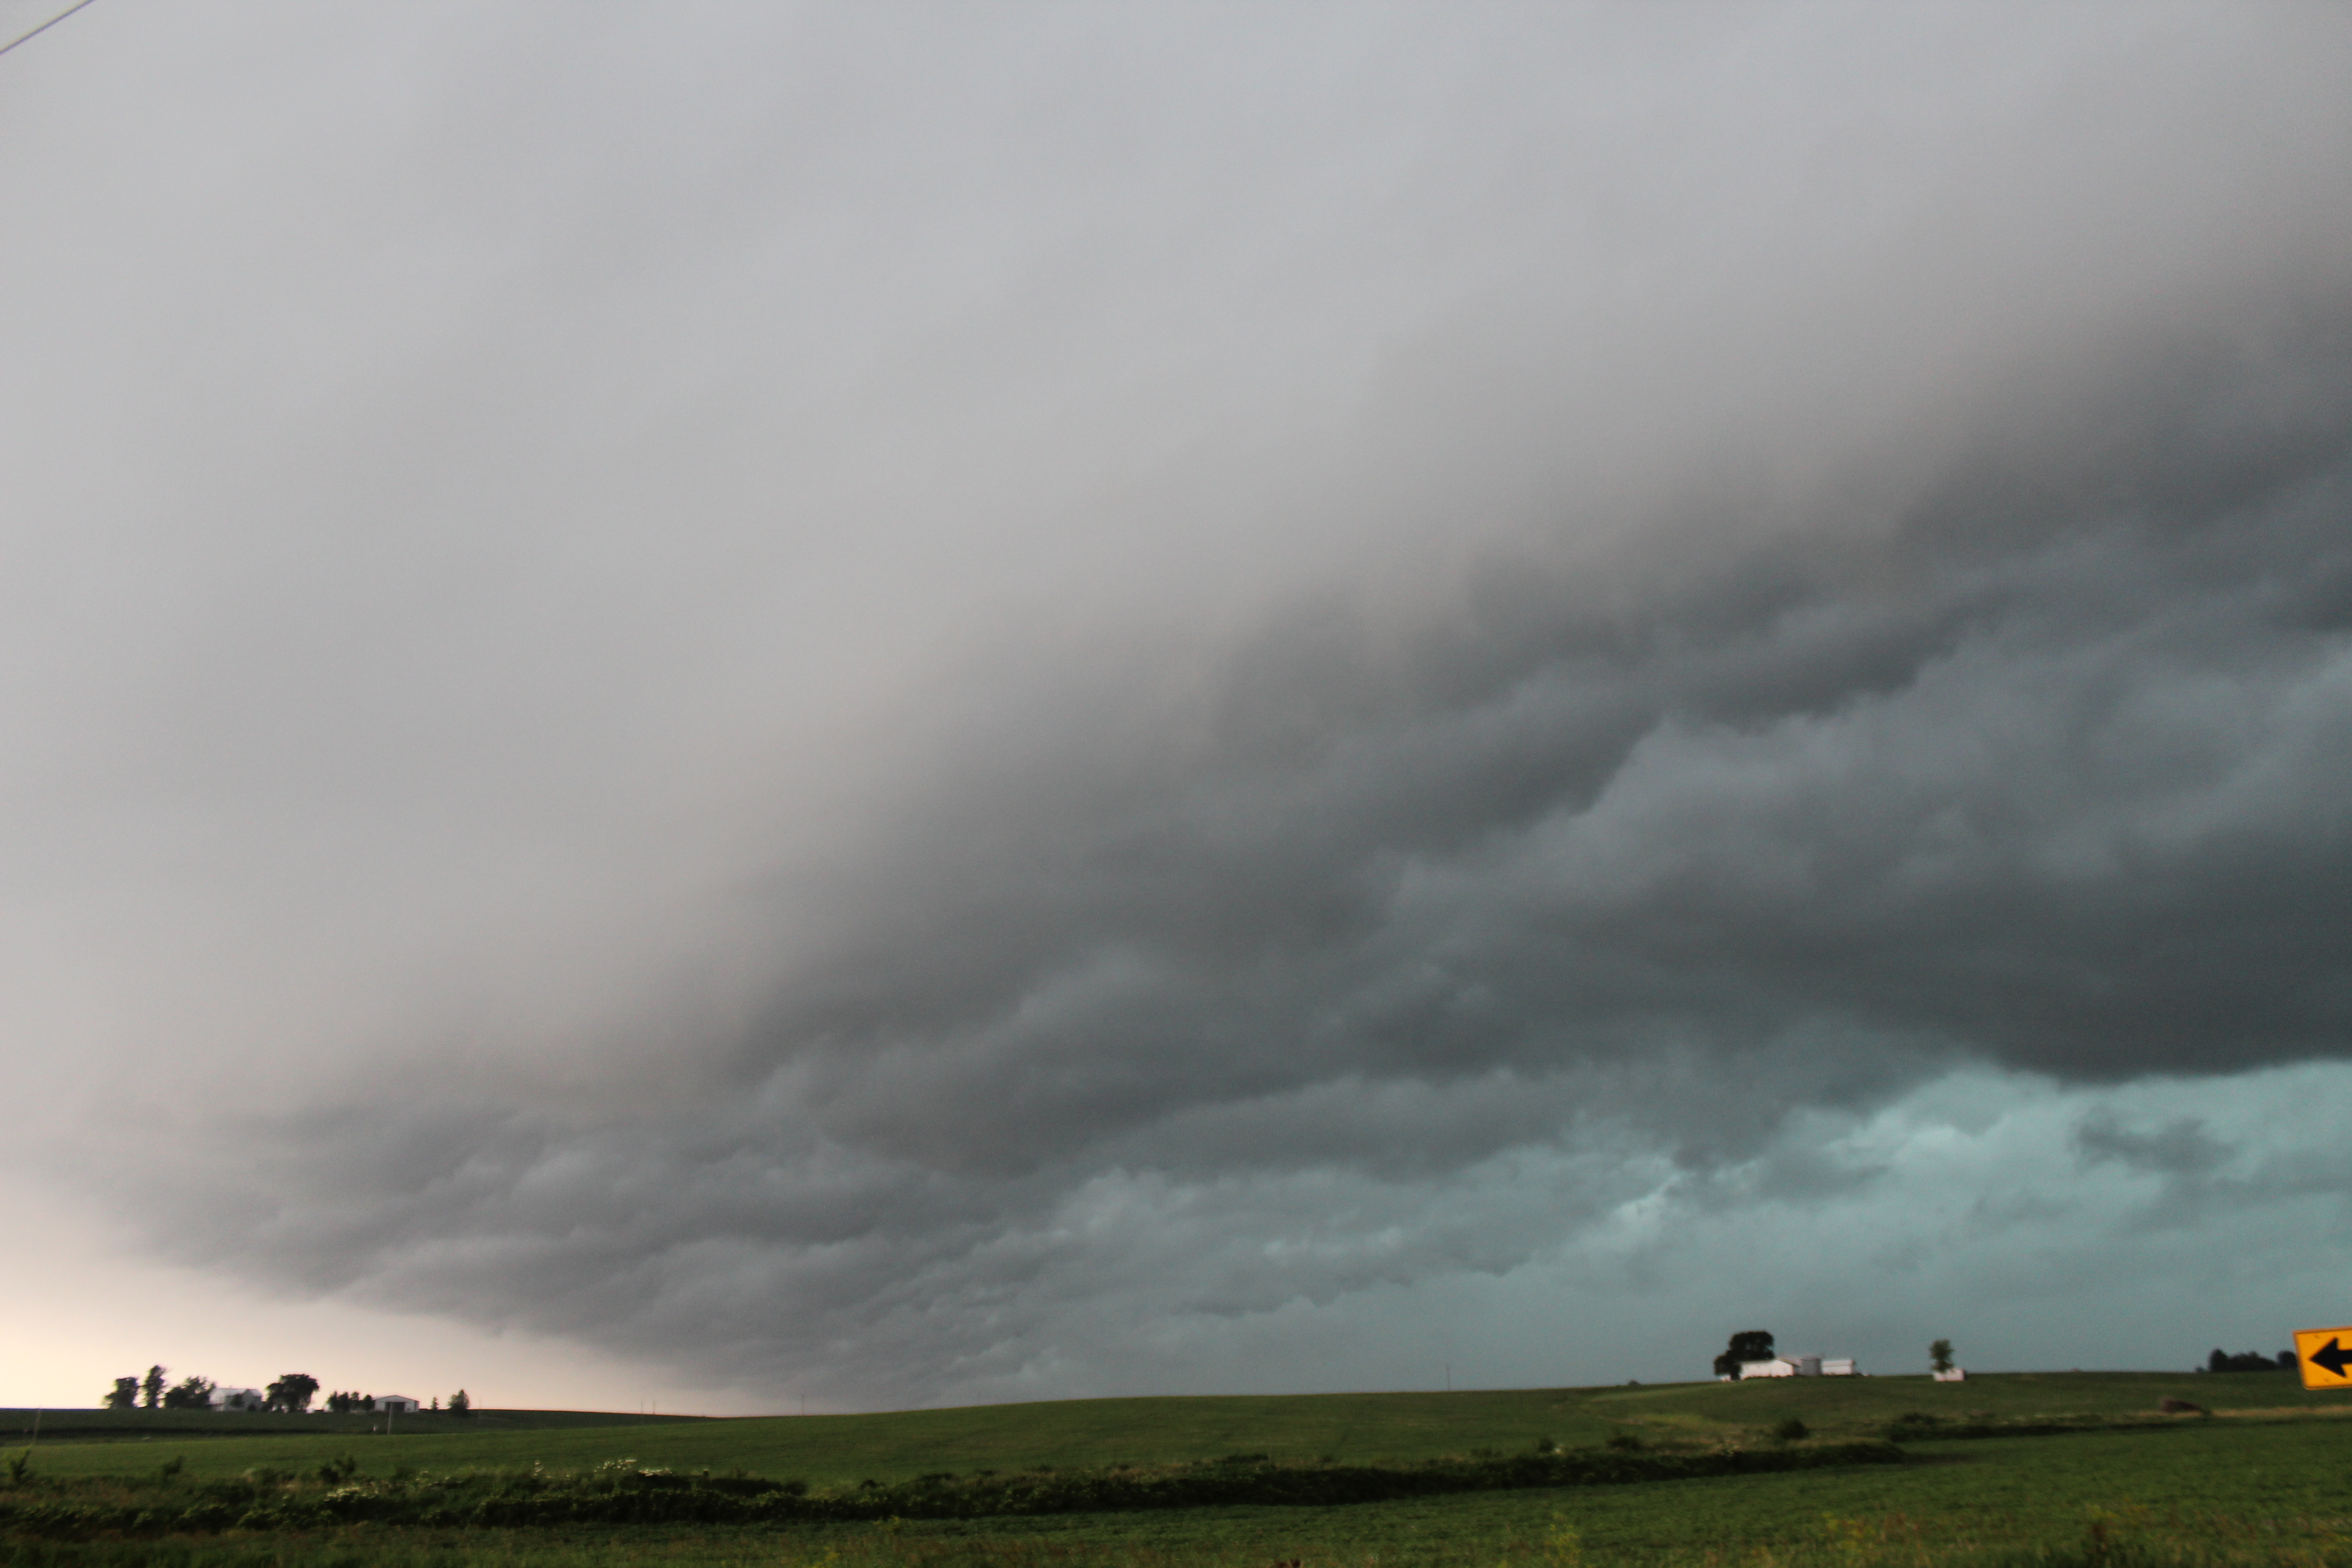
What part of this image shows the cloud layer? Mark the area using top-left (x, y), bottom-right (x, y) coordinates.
top-left (5, 3), bottom-right (2350, 1406)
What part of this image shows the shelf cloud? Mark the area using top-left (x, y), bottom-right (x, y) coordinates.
top-left (5, 2), bottom-right (2349, 1406)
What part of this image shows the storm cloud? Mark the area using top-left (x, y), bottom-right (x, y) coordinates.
top-left (5, 3), bottom-right (2350, 1408)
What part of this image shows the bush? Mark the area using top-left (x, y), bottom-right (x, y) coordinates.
top-left (177, 1502), bottom-right (234, 1531)
top-left (1772, 1418), bottom-right (1809, 1442)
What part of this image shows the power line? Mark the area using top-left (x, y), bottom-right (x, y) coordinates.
top-left (0, 0), bottom-right (98, 61)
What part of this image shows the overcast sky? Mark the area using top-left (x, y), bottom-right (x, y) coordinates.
top-left (4, 2), bottom-right (2350, 1415)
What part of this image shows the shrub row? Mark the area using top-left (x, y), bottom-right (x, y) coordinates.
top-left (0, 1442), bottom-right (1906, 1539)
top-left (1878, 1413), bottom-right (2191, 1444)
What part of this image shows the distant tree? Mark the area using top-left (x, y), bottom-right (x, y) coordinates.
top-left (1930, 1339), bottom-right (1955, 1374)
top-left (2209, 1348), bottom-right (2291, 1372)
top-left (104, 1377), bottom-right (139, 1410)
top-left (161, 1377), bottom-right (215, 1411)
top-left (430, 1396), bottom-right (440, 1411)
top-left (2279, 1351), bottom-right (2297, 1371)
top-left (448, 1389), bottom-right (471, 1416)
top-left (265, 1373), bottom-right (320, 1413)
top-left (1713, 1331), bottom-right (1775, 1379)
top-left (140, 1366), bottom-right (167, 1409)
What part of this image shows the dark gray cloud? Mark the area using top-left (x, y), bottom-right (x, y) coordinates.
top-left (7, 3), bottom-right (2352, 1407)
top-left (750, 318), bottom-right (2352, 1151)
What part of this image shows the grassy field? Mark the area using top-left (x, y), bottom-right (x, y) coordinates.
top-left (8, 1374), bottom-right (2352, 1565)
top-left (0, 1415), bottom-right (701, 1450)
top-left (10, 1372), bottom-right (2345, 1485)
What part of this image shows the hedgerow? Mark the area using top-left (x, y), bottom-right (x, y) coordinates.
top-left (0, 1441), bottom-right (1906, 1539)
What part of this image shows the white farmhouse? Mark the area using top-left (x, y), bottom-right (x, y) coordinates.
top-left (1932, 1367), bottom-right (1966, 1382)
top-left (212, 1387), bottom-right (268, 1411)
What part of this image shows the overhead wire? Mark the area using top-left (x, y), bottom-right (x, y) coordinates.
top-left (0, 0), bottom-right (98, 61)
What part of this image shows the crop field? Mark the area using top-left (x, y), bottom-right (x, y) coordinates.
top-left (7, 1374), bottom-right (2352, 1565)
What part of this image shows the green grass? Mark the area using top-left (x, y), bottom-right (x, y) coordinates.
top-left (11, 1373), bottom-right (2343, 1486)
top-left (8, 1421), bottom-right (2352, 1566)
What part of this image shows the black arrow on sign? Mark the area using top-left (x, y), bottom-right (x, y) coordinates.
top-left (2309, 1339), bottom-right (2352, 1379)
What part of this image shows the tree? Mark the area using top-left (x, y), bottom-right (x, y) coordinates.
top-left (1930, 1339), bottom-right (1955, 1374)
top-left (1713, 1331), bottom-right (1774, 1379)
top-left (140, 1366), bottom-right (167, 1409)
top-left (162, 1376), bottom-right (215, 1410)
top-left (265, 1373), bottom-right (320, 1413)
top-left (104, 1377), bottom-right (139, 1410)
top-left (448, 1389), bottom-right (471, 1416)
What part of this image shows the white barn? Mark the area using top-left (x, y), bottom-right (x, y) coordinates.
top-left (213, 1387), bottom-right (268, 1411)
top-left (1730, 1354), bottom-right (1860, 1379)
top-left (372, 1395), bottom-right (422, 1414)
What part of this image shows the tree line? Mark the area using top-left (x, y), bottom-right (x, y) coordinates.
top-left (103, 1367), bottom-right (471, 1414)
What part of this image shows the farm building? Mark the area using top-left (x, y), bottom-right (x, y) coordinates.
top-left (1732, 1355), bottom-right (1860, 1379)
top-left (372, 1395), bottom-right (422, 1413)
top-left (212, 1387), bottom-right (267, 1411)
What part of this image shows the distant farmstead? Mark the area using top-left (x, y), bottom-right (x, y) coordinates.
top-left (372, 1395), bottom-right (422, 1413)
top-left (213, 1387), bottom-right (268, 1411)
top-left (1728, 1355), bottom-right (1859, 1379)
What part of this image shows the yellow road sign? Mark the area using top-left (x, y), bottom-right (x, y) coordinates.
top-left (2293, 1327), bottom-right (2352, 1390)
